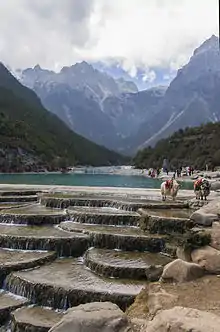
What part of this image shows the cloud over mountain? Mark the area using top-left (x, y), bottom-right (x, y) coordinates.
top-left (0, 0), bottom-right (218, 79)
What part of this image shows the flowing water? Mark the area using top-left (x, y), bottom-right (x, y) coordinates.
top-left (0, 184), bottom-right (194, 330)
top-left (1, 204), bottom-right (65, 216)
top-left (85, 248), bottom-right (172, 269)
top-left (0, 224), bottom-right (86, 238)
top-left (5, 258), bottom-right (145, 310)
top-left (68, 206), bottom-right (139, 215)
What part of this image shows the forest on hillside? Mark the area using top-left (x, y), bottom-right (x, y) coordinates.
top-left (0, 63), bottom-right (126, 172)
top-left (133, 122), bottom-right (220, 171)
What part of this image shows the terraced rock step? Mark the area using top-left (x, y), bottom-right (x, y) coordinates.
top-left (42, 194), bottom-right (189, 211)
top-left (0, 248), bottom-right (56, 285)
top-left (68, 206), bottom-right (140, 226)
top-left (11, 306), bottom-right (63, 332)
top-left (142, 209), bottom-right (193, 219)
top-left (60, 221), bottom-right (166, 252)
top-left (0, 291), bottom-right (28, 325)
top-left (84, 248), bottom-right (172, 280)
top-left (0, 204), bottom-right (67, 225)
top-left (139, 208), bottom-right (195, 235)
top-left (0, 203), bottom-right (31, 210)
top-left (0, 225), bottom-right (89, 257)
top-left (5, 259), bottom-right (145, 310)
top-left (0, 196), bottom-right (38, 203)
top-left (0, 190), bottom-right (40, 197)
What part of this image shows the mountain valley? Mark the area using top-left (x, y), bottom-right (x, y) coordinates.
top-left (0, 63), bottom-right (125, 172)
top-left (20, 35), bottom-right (220, 156)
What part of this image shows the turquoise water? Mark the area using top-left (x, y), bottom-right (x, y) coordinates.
top-left (0, 173), bottom-right (193, 189)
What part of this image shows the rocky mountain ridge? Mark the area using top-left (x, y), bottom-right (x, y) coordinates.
top-left (20, 35), bottom-right (220, 155)
top-left (134, 35), bottom-right (220, 151)
top-left (0, 62), bottom-right (125, 172)
top-left (21, 61), bottom-right (164, 151)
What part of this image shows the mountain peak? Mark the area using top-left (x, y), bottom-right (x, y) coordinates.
top-left (61, 61), bottom-right (94, 74)
top-left (77, 61), bottom-right (91, 68)
top-left (33, 64), bottom-right (42, 71)
top-left (193, 35), bottom-right (219, 56)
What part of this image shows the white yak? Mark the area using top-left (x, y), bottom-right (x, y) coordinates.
top-left (161, 179), bottom-right (180, 201)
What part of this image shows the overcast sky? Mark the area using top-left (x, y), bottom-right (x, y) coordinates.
top-left (0, 0), bottom-right (218, 77)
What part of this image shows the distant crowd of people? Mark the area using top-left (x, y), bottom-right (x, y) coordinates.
top-left (147, 168), bottom-right (161, 178)
top-left (173, 166), bottom-right (194, 178)
top-left (144, 166), bottom-right (195, 179)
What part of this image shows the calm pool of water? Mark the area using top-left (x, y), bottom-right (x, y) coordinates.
top-left (0, 173), bottom-right (193, 189)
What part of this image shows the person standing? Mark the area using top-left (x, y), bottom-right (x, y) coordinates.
top-left (157, 168), bottom-right (160, 177)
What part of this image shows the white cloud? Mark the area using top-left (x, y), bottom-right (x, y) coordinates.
top-left (142, 70), bottom-right (157, 83)
top-left (0, 0), bottom-right (218, 74)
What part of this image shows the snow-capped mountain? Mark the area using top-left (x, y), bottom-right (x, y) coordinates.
top-left (20, 35), bottom-right (220, 155)
top-left (126, 35), bottom-right (220, 152)
top-left (20, 61), bottom-right (164, 151)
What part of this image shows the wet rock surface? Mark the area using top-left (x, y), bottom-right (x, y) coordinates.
top-left (5, 258), bottom-right (145, 310)
top-left (0, 190), bottom-right (40, 197)
top-left (0, 204), bottom-right (67, 225)
top-left (0, 224), bottom-right (89, 256)
top-left (0, 203), bottom-right (32, 210)
top-left (41, 193), bottom-right (189, 212)
top-left (11, 306), bottom-right (63, 332)
top-left (49, 302), bottom-right (131, 332)
top-left (139, 208), bottom-right (194, 235)
top-left (0, 248), bottom-right (56, 285)
top-left (0, 291), bottom-right (28, 324)
top-left (59, 221), bottom-right (166, 252)
top-left (84, 248), bottom-right (171, 280)
top-left (0, 186), bottom-right (210, 330)
top-left (68, 206), bottom-right (140, 226)
top-left (0, 195), bottom-right (38, 203)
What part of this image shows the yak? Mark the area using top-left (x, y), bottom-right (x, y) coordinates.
top-left (161, 179), bottom-right (180, 201)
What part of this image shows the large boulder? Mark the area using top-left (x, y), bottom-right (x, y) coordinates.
top-left (211, 181), bottom-right (220, 191)
top-left (191, 245), bottom-right (220, 274)
top-left (161, 259), bottom-right (204, 283)
top-left (190, 210), bottom-right (218, 227)
top-left (145, 306), bottom-right (220, 332)
top-left (190, 199), bottom-right (220, 227)
top-left (49, 302), bottom-right (132, 332)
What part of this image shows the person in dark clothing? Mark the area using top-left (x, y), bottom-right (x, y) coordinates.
top-left (157, 168), bottom-right (160, 177)
top-left (176, 168), bottom-right (181, 177)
